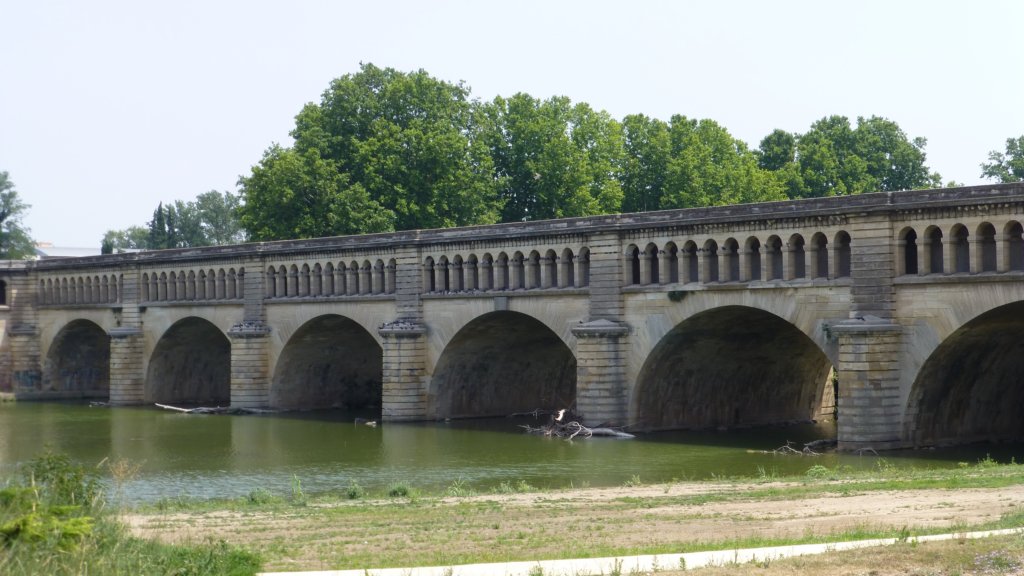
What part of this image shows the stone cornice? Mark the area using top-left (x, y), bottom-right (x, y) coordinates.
top-left (24, 183), bottom-right (1024, 273)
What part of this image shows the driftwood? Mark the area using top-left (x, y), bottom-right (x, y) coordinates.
top-left (154, 403), bottom-right (278, 415)
top-left (748, 439), bottom-right (837, 456)
top-left (519, 408), bottom-right (635, 440)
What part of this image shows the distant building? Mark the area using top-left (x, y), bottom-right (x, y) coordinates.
top-left (33, 242), bottom-right (103, 259)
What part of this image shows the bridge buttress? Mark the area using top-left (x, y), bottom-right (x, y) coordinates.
top-left (834, 322), bottom-right (903, 450)
top-left (109, 268), bottom-right (144, 404)
top-left (380, 245), bottom-right (429, 420)
top-left (834, 212), bottom-right (903, 450)
top-left (574, 232), bottom-right (629, 426)
top-left (230, 263), bottom-right (272, 408)
top-left (7, 266), bottom-right (41, 393)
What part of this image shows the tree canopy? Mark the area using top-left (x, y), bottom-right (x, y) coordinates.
top-left (103, 190), bottom-right (245, 252)
top-left (981, 136), bottom-right (1024, 183)
top-left (105, 65), bottom-right (987, 248)
top-left (758, 115), bottom-right (940, 199)
top-left (479, 93), bottom-right (623, 221)
top-left (240, 63), bottom-right (501, 236)
top-left (0, 171), bottom-right (35, 259)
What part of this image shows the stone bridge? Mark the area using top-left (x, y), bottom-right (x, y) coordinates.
top-left (3, 183), bottom-right (1024, 450)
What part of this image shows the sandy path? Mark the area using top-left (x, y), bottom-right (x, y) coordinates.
top-left (125, 482), bottom-right (1024, 571)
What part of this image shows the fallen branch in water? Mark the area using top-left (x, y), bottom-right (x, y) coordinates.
top-left (519, 408), bottom-right (635, 439)
top-left (748, 439), bottom-right (836, 456)
top-left (154, 403), bottom-right (278, 415)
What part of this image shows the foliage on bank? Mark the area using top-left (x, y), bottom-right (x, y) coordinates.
top-left (0, 450), bottom-right (260, 576)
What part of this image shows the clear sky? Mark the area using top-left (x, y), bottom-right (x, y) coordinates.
top-left (2, 0), bottom-right (1022, 248)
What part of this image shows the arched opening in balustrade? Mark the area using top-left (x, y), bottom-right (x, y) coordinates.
top-left (299, 264), bottom-right (311, 296)
top-left (578, 247), bottom-right (591, 287)
top-left (702, 239), bottom-right (719, 282)
top-left (310, 264), bottom-right (323, 297)
top-left (323, 262), bottom-right (336, 295)
top-left (722, 238), bottom-right (740, 282)
top-left (644, 243), bottom-right (659, 284)
top-left (429, 311), bottom-right (576, 419)
top-left (976, 222), bottom-right (997, 272)
top-left (451, 255), bottom-right (465, 292)
top-left (44, 320), bottom-right (109, 399)
top-left (788, 234), bottom-right (806, 279)
top-left (466, 254), bottom-right (479, 291)
top-left (907, 301), bottom-right (1024, 446)
top-left (271, 314), bottom-right (382, 413)
top-left (682, 241), bottom-right (698, 283)
top-left (1006, 221), bottom-right (1024, 271)
top-left (480, 253), bottom-right (495, 290)
top-left (510, 252), bottom-right (526, 290)
top-left (663, 242), bottom-right (679, 283)
top-left (424, 257), bottom-right (436, 293)
top-left (436, 256), bottom-right (450, 292)
top-left (560, 248), bottom-right (575, 287)
top-left (951, 224), bottom-right (970, 273)
top-left (626, 244), bottom-right (641, 285)
top-left (525, 251), bottom-right (541, 289)
top-left (766, 236), bottom-right (783, 280)
top-left (899, 228), bottom-right (918, 275)
top-left (496, 252), bottom-right (510, 290)
top-left (146, 317), bottom-right (230, 405)
top-left (745, 237), bottom-right (762, 281)
top-left (544, 249), bottom-right (558, 288)
top-left (385, 258), bottom-right (397, 294)
top-left (634, 306), bottom-right (833, 431)
top-left (834, 231), bottom-right (852, 277)
top-left (810, 233), bottom-right (829, 278)
top-left (925, 226), bottom-right (944, 274)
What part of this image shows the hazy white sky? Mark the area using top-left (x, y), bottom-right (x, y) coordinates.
top-left (2, 0), bottom-right (1022, 247)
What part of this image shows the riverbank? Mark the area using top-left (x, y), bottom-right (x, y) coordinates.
top-left (126, 459), bottom-right (1024, 573)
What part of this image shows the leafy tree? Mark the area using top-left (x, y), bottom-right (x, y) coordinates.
top-left (238, 145), bottom-right (394, 241)
top-left (148, 202), bottom-right (168, 249)
top-left (0, 171), bottom-right (35, 259)
top-left (280, 63), bottom-right (501, 232)
top-left (621, 114), bottom-right (670, 213)
top-left (107, 190), bottom-right (246, 252)
top-left (194, 190), bottom-right (245, 245)
top-left (101, 226), bottom-right (149, 252)
top-left (981, 136), bottom-right (1024, 183)
top-left (661, 117), bottom-right (786, 209)
top-left (762, 116), bottom-right (938, 199)
top-left (479, 93), bottom-right (623, 221)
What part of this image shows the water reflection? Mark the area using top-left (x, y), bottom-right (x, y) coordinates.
top-left (1, 402), bottom-right (1020, 504)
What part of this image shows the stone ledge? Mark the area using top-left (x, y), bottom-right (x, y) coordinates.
top-left (572, 319), bottom-right (629, 339)
top-left (228, 321), bottom-right (272, 338)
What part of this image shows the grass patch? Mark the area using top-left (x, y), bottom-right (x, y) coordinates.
top-left (0, 450), bottom-right (261, 576)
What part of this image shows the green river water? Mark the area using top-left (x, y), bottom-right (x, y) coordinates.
top-left (1, 402), bottom-right (1019, 504)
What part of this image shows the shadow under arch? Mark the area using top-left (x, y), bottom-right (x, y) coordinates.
top-left (635, 306), bottom-right (832, 431)
top-left (146, 317), bottom-right (230, 405)
top-left (45, 319), bottom-right (109, 399)
top-left (907, 301), bottom-right (1024, 446)
top-left (270, 314), bottom-right (382, 412)
top-left (429, 311), bottom-right (576, 419)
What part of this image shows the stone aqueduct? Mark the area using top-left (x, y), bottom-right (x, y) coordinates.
top-left (3, 183), bottom-right (1024, 450)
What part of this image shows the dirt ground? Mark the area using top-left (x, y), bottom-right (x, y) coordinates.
top-left (125, 481), bottom-right (1024, 572)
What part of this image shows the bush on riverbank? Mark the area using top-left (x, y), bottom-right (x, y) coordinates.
top-left (0, 450), bottom-right (261, 576)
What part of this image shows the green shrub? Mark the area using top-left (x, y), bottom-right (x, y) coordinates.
top-left (345, 480), bottom-right (365, 500)
top-left (387, 483), bottom-right (410, 498)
